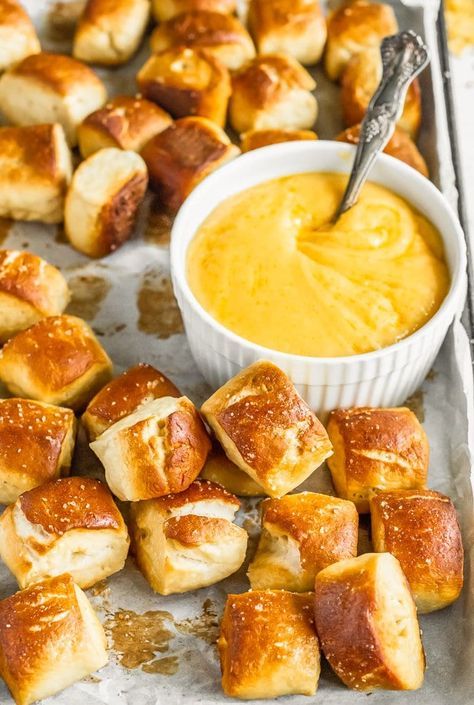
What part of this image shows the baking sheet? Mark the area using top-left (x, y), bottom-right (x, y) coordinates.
top-left (0, 1), bottom-right (473, 704)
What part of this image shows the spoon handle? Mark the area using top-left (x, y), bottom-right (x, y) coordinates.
top-left (334, 30), bottom-right (430, 221)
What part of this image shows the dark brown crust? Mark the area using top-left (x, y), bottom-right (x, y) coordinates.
top-left (153, 477), bottom-right (240, 510)
top-left (232, 54), bottom-right (315, 109)
top-left (241, 128), bottom-right (317, 152)
top-left (18, 476), bottom-right (123, 538)
top-left (163, 514), bottom-right (240, 545)
top-left (0, 250), bottom-right (64, 314)
top-left (96, 171), bottom-right (148, 256)
top-left (164, 406), bottom-right (212, 492)
top-left (151, 10), bottom-right (251, 50)
top-left (8, 52), bottom-right (105, 96)
top-left (0, 124), bottom-right (66, 186)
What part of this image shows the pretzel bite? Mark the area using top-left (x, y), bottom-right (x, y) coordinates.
top-left (241, 127), bottom-right (317, 151)
top-left (0, 52), bottom-right (107, 146)
top-left (341, 47), bottom-right (421, 136)
top-left (0, 476), bottom-right (130, 589)
top-left (229, 54), bottom-right (317, 134)
top-left (0, 314), bottom-right (113, 410)
top-left (201, 360), bottom-right (332, 498)
top-left (0, 250), bottom-right (70, 342)
top-left (248, 492), bottom-right (358, 590)
top-left (248, 0), bottom-right (327, 66)
top-left (78, 95), bottom-right (172, 158)
top-left (219, 590), bottom-right (320, 699)
top-left (200, 447), bottom-right (265, 496)
top-left (0, 0), bottom-right (40, 72)
top-left (326, 407), bottom-right (429, 512)
top-left (73, 0), bottom-right (150, 66)
top-left (336, 124), bottom-right (429, 176)
top-left (64, 148), bottom-right (148, 258)
top-left (0, 398), bottom-right (76, 505)
top-left (314, 553), bottom-right (425, 691)
top-left (325, 0), bottom-right (398, 81)
top-left (0, 124), bottom-right (72, 224)
top-left (137, 47), bottom-right (231, 127)
top-left (152, 0), bottom-right (236, 22)
top-left (150, 11), bottom-right (256, 71)
top-left (141, 116), bottom-right (240, 210)
top-left (90, 396), bottom-right (211, 501)
top-left (0, 574), bottom-right (107, 705)
top-left (370, 489), bottom-right (464, 612)
top-left (129, 479), bottom-right (247, 593)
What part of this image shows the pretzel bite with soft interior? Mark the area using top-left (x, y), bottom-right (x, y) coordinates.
top-left (129, 479), bottom-right (247, 593)
top-left (0, 315), bottom-right (113, 411)
top-left (0, 398), bottom-right (76, 505)
top-left (200, 447), bottom-right (265, 496)
top-left (241, 127), bottom-right (317, 151)
top-left (0, 0), bottom-right (40, 72)
top-left (0, 250), bottom-right (70, 343)
top-left (325, 0), bottom-right (398, 81)
top-left (152, 0), bottom-right (236, 22)
top-left (248, 0), bottom-right (327, 66)
top-left (326, 407), bottom-right (429, 512)
top-left (248, 492), bottom-right (358, 591)
top-left (137, 47), bottom-right (231, 127)
top-left (314, 553), bottom-right (425, 691)
top-left (150, 11), bottom-right (255, 71)
top-left (73, 0), bottom-right (150, 66)
top-left (341, 47), bottom-right (421, 136)
top-left (370, 489), bottom-right (463, 613)
top-left (0, 477), bottom-right (129, 589)
top-left (90, 396), bottom-right (211, 501)
top-left (0, 52), bottom-right (107, 146)
top-left (0, 124), bottom-right (72, 224)
top-left (336, 123), bottom-right (429, 177)
top-left (201, 361), bottom-right (332, 498)
top-left (78, 95), bottom-right (172, 158)
top-left (0, 574), bottom-right (107, 705)
top-left (141, 116), bottom-right (240, 211)
top-left (64, 148), bottom-right (148, 258)
top-left (229, 54), bottom-right (317, 134)
top-left (219, 590), bottom-right (320, 699)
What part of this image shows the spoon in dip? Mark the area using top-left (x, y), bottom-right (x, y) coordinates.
top-left (333, 30), bottom-right (430, 223)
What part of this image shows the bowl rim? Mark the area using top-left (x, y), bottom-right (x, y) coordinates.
top-left (170, 140), bottom-right (467, 367)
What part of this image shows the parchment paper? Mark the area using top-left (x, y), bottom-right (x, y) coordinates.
top-left (0, 1), bottom-right (473, 704)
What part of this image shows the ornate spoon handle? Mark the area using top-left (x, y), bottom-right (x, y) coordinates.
top-left (333, 30), bottom-right (430, 222)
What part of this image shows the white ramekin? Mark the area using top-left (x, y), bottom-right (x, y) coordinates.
top-left (170, 141), bottom-right (467, 414)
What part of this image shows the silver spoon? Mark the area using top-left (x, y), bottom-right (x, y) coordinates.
top-left (333, 30), bottom-right (430, 223)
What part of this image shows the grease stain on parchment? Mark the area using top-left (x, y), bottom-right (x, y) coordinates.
top-left (0, 218), bottom-right (12, 245)
top-left (55, 225), bottom-right (68, 245)
top-left (66, 274), bottom-right (111, 321)
top-left (175, 598), bottom-right (219, 645)
top-left (144, 199), bottom-right (174, 246)
top-left (405, 389), bottom-right (425, 422)
top-left (47, 0), bottom-right (86, 39)
top-left (105, 609), bottom-right (176, 673)
top-left (137, 269), bottom-right (183, 338)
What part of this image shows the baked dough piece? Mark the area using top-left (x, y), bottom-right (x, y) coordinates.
top-left (73, 0), bottom-right (150, 66)
top-left (150, 11), bottom-right (256, 71)
top-left (0, 574), bottom-right (108, 705)
top-left (325, 0), bottom-right (398, 81)
top-left (82, 362), bottom-right (181, 441)
top-left (90, 396), bottom-right (211, 501)
top-left (336, 124), bottom-right (429, 177)
top-left (152, 0), bottom-right (236, 22)
top-left (0, 476), bottom-right (130, 589)
top-left (314, 553), bottom-right (425, 691)
top-left (64, 148), bottom-right (148, 258)
top-left (78, 95), bottom-right (172, 158)
top-left (0, 124), bottom-right (72, 224)
top-left (0, 315), bottom-right (113, 411)
top-left (0, 0), bottom-right (40, 72)
top-left (219, 590), bottom-right (320, 699)
top-left (248, 0), bottom-right (327, 66)
top-left (141, 116), bottom-right (240, 210)
top-left (341, 47), bottom-right (421, 137)
top-left (0, 250), bottom-right (70, 343)
top-left (129, 479), bottom-right (247, 593)
top-left (248, 492), bottom-right (358, 591)
top-left (137, 47), bottom-right (231, 127)
top-left (0, 398), bottom-right (76, 504)
top-left (326, 407), bottom-right (429, 512)
top-left (370, 489), bottom-right (463, 613)
top-left (241, 127), bottom-right (317, 151)
top-left (201, 361), bottom-right (333, 498)
top-left (229, 54), bottom-right (317, 134)
top-left (200, 447), bottom-right (265, 496)
top-left (0, 52), bottom-right (107, 146)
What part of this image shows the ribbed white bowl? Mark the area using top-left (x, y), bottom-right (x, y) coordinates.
top-left (170, 141), bottom-right (467, 415)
